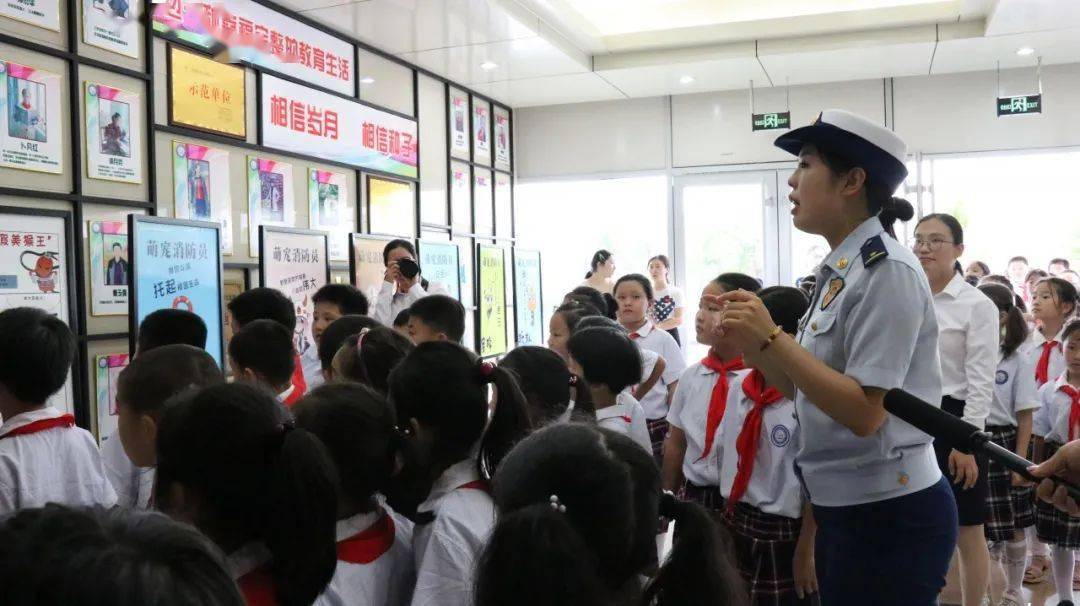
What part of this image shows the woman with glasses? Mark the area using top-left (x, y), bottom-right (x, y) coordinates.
top-left (714, 109), bottom-right (957, 605)
top-left (914, 213), bottom-right (1001, 606)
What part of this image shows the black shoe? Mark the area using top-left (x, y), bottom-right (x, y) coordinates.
top-left (1057, 600), bottom-right (1075, 606)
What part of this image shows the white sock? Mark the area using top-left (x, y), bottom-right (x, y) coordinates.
top-left (1052, 546), bottom-right (1075, 604)
top-left (1004, 539), bottom-right (1027, 597)
top-left (1029, 525), bottom-right (1049, 557)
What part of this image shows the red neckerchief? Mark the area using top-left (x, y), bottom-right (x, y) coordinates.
top-left (0, 414), bottom-right (75, 440)
top-left (337, 510), bottom-right (397, 565)
top-left (457, 479), bottom-right (491, 494)
top-left (726, 370), bottom-right (784, 511)
top-left (289, 353), bottom-right (307, 405)
top-left (1036, 340), bottom-right (1061, 386)
top-left (237, 565), bottom-right (278, 606)
top-left (695, 353), bottom-right (745, 462)
top-left (1062, 382), bottom-right (1080, 441)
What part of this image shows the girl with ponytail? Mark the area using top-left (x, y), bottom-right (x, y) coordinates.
top-left (475, 423), bottom-right (746, 606)
top-left (387, 341), bottom-right (532, 606)
top-left (977, 282), bottom-right (1039, 605)
top-left (501, 345), bottom-right (594, 425)
top-left (154, 383), bottom-right (339, 606)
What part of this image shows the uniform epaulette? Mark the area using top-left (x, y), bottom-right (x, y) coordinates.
top-left (860, 236), bottom-right (889, 268)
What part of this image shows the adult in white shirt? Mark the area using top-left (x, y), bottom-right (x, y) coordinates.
top-left (915, 213), bottom-right (999, 606)
top-left (648, 254), bottom-right (685, 346)
top-left (579, 249), bottom-right (616, 295)
top-left (373, 239), bottom-right (440, 326)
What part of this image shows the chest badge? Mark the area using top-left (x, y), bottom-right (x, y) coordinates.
top-left (837, 257), bottom-right (849, 270)
top-left (820, 277), bottom-right (845, 311)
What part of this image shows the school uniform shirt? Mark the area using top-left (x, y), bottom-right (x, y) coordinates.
top-left (666, 361), bottom-right (745, 487)
top-left (0, 407), bottom-right (118, 515)
top-left (1025, 326), bottom-right (1067, 388)
top-left (100, 428), bottom-right (154, 509)
top-left (315, 507), bottom-right (416, 606)
top-left (932, 272), bottom-right (1000, 430)
top-left (633, 348), bottom-right (661, 399)
top-left (596, 391), bottom-right (652, 454)
top-left (986, 350), bottom-right (1040, 427)
top-left (301, 346), bottom-right (325, 392)
top-left (1032, 374), bottom-right (1080, 444)
top-left (411, 458), bottom-right (496, 606)
top-left (628, 321), bottom-right (687, 419)
top-left (796, 216), bottom-right (943, 507)
top-left (228, 542), bottom-right (277, 606)
top-left (717, 369), bottom-right (803, 519)
top-left (372, 281), bottom-right (446, 327)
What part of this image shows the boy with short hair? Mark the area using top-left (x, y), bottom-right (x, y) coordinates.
top-left (226, 287), bottom-right (306, 397)
top-left (135, 308), bottom-right (207, 355)
top-left (113, 344), bottom-right (224, 508)
top-left (228, 319), bottom-right (299, 405)
top-left (0, 307), bottom-right (116, 513)
top-left (407, 295), bottom-right (465, 344)
top-left (305, 284), bottom-right (369, 389)
top-left (393, 309), bottom-right (412, 339)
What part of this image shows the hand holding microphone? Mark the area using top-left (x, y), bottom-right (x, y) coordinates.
top-left (1029, 442), bottom-right (1080, 517)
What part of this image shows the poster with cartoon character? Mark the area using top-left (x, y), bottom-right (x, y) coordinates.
top-left (94, 353), bottom-right (128, 443)
top-left (173, 142), bottom-right (232, 254)
top-left (88, 220), bottom-right (128, 315)
top-left (85, 82), bottom-right (141, 183)
top-left (0, 209), bottom-right (74, 413)
top-left (0, 60), bottom-right (63, 173)
top-left (259, 226), bottom-right (328, 363)
top-left (513, 249), bottom-right (543, 346)
top-left (477, 244), bottom-right (506, 358)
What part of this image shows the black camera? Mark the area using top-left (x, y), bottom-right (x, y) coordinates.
top-left (397, 258), bottom-right (420, 279)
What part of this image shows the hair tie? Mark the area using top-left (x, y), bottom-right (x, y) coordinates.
top-left (568, 374), bottom-right (579, 387)
top-left (658, 490), bottom-right (679, 520)
top-left (478, 361), bottom-right (496, 383)
top-left (548, 494), bottom-right (567, 514)
top-left (355, 328), bottom-right (371, 349)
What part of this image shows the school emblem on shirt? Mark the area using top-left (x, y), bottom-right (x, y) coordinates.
top-left (820, 278), bottom-right (844, 310)
top-left (996, 370), bottom-right (1008, 385)
top-left (770, 424), bottom-right (791, 448)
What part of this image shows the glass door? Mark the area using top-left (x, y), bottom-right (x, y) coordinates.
top-left (672, 171), bottom-right (780, 359)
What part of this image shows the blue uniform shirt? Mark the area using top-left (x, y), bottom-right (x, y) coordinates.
top-left (795, 217), bottom-right (943, 507)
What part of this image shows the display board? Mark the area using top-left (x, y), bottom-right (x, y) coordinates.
top-left (473, 169), bottom-right (493, 236)
top-left (349, 233), bottom-right (394, 307)
top-left (495, 171), bottom-right (513, 238)
top-left (0, 0), bottom-right (59, 30)
top-left (261, 74), bottom-right (418, 179)
top-left (0, 60), bottom-right (63, 173)
top-left (418, 239), bottom-right (461, 301)
top-left (448, 86), bottom-right (469, 160)
top-left (173, 141), bottom-right (233, 254)
top-left (513, 249), bottom-right (543, 346)
top-left (494, 105), bottom-right (511, 171)
top-left (152, 0), bottom-right (354, 95)
top-left (367, 175), bottom-right (413, 237)
top-left (247, 156), bottom-right (295, 256)
top-left (472, 97), bottom-right (491, 166)
top-left (308, 169), bottom-right (351, 261)
top-left (84, 82), bottom-right (142, 183)
top-left (477, 244), bottom-right (506, 358)
top-left (88, 219), bottom-right (128, 316)
top-left (129, 215), bottom-right (224, 366)
top-left (82, 0), bottom-right (139, 59)
top-left (450, 160), bottom-right (471, 229)
top-left (168, 46), bottom-right (246, 139)
top-left (94, 352), bottom-right (128, 443)
top-left (259, 226), bottom-right (328, 364)
top-left (0, 206), bottom-right (76, 413)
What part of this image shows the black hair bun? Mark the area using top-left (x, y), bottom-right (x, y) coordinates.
top-left (886, 197), bottom-right (915, 222)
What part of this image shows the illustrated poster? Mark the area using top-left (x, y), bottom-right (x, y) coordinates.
top-left (260, 228), bottom-right (327, 363)
top-left (478, 245), bottom-right (506, 358)
top-left (419, 240), bottom-right (460, 301)
top-left (514, 249), bottom-right (543, 346)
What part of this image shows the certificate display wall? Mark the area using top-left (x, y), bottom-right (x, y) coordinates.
top-left (129, 216), bottom-right (224, 366)
top-left (0, 60), bottom-right (62, 173)
top-left (259, 226), bottom-right (329, 364)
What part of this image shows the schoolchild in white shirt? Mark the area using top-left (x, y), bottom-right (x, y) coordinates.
top-left (386, 342), bottom-right (532, 606)
top-left (663, 272), bottom-right (761, 513)
top-left (307, 283), bottom-right (370, 390)
top-left (575, 314), bottom-right (666, 405)
top-left (615, 274), bottom-right (687, 462)
top-left (500, 346), bottom-right (594, 426)
top-left (1031, 320), bottom-right (1080, 606)
top-left (567, 326), bottom-right (652, 454)
top-left (228, 319), bottom-right (303, 407)
top-left (0, 307), bottom-right (117, 514)
top-left (294, 383), bottom-right (416, 606)
top-left (717, 286), bottom-right (818, 606)
top-left (977, 283), bottom-right (1040, 606)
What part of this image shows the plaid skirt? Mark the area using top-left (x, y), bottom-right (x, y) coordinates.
top-left (647, 417), bottom-right (669, 464)
top-left (682, 482), bottom-right (725, 513)
top-left (1035, 441), bottom-right (1080, 548)
top-left (983, 425), bottom-right (1036, 542)
top-left (722, 500), bottom-right (820, 606)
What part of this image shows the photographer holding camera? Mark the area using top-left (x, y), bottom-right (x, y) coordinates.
top-left (373, 239), bottom-right (442, 326)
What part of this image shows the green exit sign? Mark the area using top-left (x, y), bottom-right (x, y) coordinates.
top-left (752, 112), bottom-right (791, 131)
top-left (997, 94), bottom-right (1042, 116)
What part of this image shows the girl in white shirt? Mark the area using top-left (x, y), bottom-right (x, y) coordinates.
top-left (649, 254), bottom-right (686, 346)
top-left (294, 383), bottom-right (416, 606)
top-left (663, 272), bottom-right (761, 514)
top-left (915, 213), bottom-right (999, 606)
top-left (717, 286), bottom-right (817, 606)
top-left (1031, 320), bottom-right (1080, 606)
top-left (386, 342), bottom-right (532, 606)
top-left (500, 345), bottom-right (594, 426)
top-left (1028, 277), bottom-right (1078, 388)
top-left (567, 326), bottom-right (653, 454)
top-left (977, 283), bottom-right (1040, 606)
top-left (615, 274), bottom-right (687, 462)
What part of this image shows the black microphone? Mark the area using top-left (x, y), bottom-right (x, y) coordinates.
top-left (884, 389), bottom-right (1080, 501)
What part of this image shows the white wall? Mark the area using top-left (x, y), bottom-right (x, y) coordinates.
top-left (515, 63), bottom-right (1080, 177)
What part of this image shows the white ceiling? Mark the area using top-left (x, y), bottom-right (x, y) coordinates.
top-left (280, 0), bottom-right (1080, 108)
